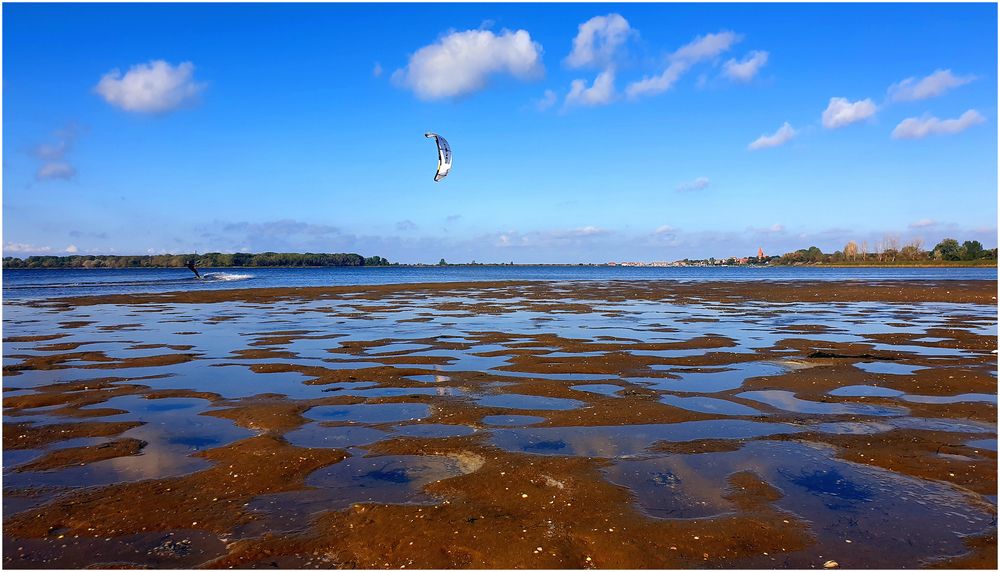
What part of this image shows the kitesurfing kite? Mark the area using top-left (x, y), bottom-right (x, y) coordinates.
top-left (425, 132), bottom-right (452, 182)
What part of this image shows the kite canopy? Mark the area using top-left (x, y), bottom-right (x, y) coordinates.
top-left (425, 132), bottom-right (452, 182)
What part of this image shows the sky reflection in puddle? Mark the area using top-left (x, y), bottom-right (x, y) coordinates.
top-left (491, 420), bottom-right (801, 457)
top-left (305, 403), bottom-right (431, 424)
top-left (633, 361), bottom-right (788, 393)
top-left (659, 394), bottom-right (763, 416)
top-left (476, 394), bottom-right (584, 411)
top-left (603, 440), bottom-right (992, 568)
top-left (481, 415), bottom-right (546, 427)
top-left (738, 390), bottom-right (908, 416)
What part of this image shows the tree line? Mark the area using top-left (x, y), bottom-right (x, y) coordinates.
top-left (777, 237), bottom-right (997, 265)
top-left (2, 252), bottom-right (392, 269)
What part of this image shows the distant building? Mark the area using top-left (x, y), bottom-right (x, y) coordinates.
top-left (758, 247), bottom-right (765, 259)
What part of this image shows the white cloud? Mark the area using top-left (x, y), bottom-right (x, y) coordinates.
top-left (95, 60), bottom-right (205, 113)
top-left (888, 69), bottom-right (975, 102)
top-left (908, 219), bottom-right (936, 229)
top-left (672, 31), bottom-right (741, 64)
top-left (570, 226), bottom-right (606, 237)
top-left (625, 62), bottom-right (687, 99)
top-left (676, 176), bottom-right (710, 192)
top-left (65, 245), bottom-right (79, 254)
top-left (821, 97), bottom-right (877, 129)
top-left (654, 225), bottom-right (677, 235)
top-left (32, 123), bottom-right (81, 181)
top-left (393, 29), bottom-right (543, 99)
top-left (723, 50), bottom-right (768, 82)
top-left (36, 162), bottom-right (77, 181)
top-left (3, 242), bottom-right (52, 254)
top-left (494, 226), bottom-right (610, 248)
top-left (626, 30), bottom-right (740, 99)
top-left (565, 68), bottom-right (616, 108)
top-left (535, 89), bottom-right (557, 111)
top-left (748, 122), bottom-right (796, 150)
top-left (565, 13), bottom-right (633, 69)
top-left (752, 223), bottom-right (785, 234)
top-left (373, 62), bottom-right (383, 77)
top-left (891, 109), bottom-right (985, 139)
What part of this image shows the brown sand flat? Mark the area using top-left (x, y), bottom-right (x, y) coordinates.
top-left (3, 279), bottom-right (997, 569)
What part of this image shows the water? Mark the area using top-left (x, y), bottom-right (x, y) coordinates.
top-left (4, 265), bottom-right (996, 300)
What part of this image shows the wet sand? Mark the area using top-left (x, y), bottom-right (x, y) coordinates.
top-left (3, 280), bottom-right (997, 568)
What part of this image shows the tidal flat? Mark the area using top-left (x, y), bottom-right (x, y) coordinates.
top-left (2, 280), bottom-right (997, 568)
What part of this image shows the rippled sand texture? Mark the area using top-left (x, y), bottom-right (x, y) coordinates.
top-left (3, 280), bottom-right (997, 568)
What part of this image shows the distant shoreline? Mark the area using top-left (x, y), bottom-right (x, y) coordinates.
top-left (4, 262), bottom-right (996, 270)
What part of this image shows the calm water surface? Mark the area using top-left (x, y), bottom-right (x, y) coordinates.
top-left (3, 265), bottom-right (996, 299)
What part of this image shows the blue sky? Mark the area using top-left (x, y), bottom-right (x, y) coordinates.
top-left (3, 2), bottom-right (997, 263)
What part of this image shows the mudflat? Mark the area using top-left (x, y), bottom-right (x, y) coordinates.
top-left (3, 280), bottom-right (997, 568)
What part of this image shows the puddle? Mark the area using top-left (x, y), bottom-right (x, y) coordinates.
top-left (635, 362), bottom-right (787, 393)
top-left (812, 421), bottom-right (895, 435)
top-left (476, 394), bottom-right (584, 411)
top-left (829, 385), bottom-right (905, 398)
top-left (659, 394), bottom-right (763, 416)
top-left (336, 386), bottom-right (465, 398)
top-left (305, 404), bottom-right (431, 424)
top-left (4, 395), bottom-right (254, 490)
top-left (570, 384), bottom-right (624, 397)
top-left (900, 393), bottom-right (997, 404)
top-left (603, 440), bottom-right (992, 568)
top-left (854, 361), bottom-right (927, 376)
top-left (406, 374), bottom-right (452, 383)
top-left (285, 424), bottom-right (390, 449)
top-left (737, 390), bottom-right (908, 417)
top-left (966, 438), bottom-right (997, 451)
top-left (887, 417), bottom-right (996, 434)
top-left (245, 454), bottom-right (470, 533)
top-left (391, 424), bottom-right (477, 439)
top-left (481, 415), bottom-right (546, 427)
top-left (491, 420), bottom-right (802, 457)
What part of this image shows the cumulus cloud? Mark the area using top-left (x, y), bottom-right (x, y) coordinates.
top-left (535, 89), bottom-right (557, 111)
top-left (65, 245), bottom-right (79, 254)
top-left (654, 225), bottom-right (677, 235)
top-left (373, 62), bottom-right (383, 77)
top-left (393, 29), bottom-right (543, 99)
top-left (3, 242), bottom-right (52, 254)
top-left (888, 69), bottom-right (975, 102)
top-left (565, 13), bottom-right (633, 69)
top-left (95, 60), bottom-right (205, 113)
top-left (747, 122), bottom-right (796, 150)
top-left (891, 109), bottom-right (985, 139)
top-left (565, 68), bottom-right (616, 107)
top-left (821, 97), bottom-right (877, 129)
top-left (676, 177), bottom-right (710, 192)
top-left (722, 50), bottom-right (768, 82)
top-left (626, 30), bottom-right (740, 99)
top-left (396, 220), bottom-right (418, 231)
top-left (908, 219), bottom-right (936, 229)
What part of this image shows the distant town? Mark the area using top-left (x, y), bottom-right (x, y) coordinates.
top-left (610, 248), bottom-right (775, 267)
